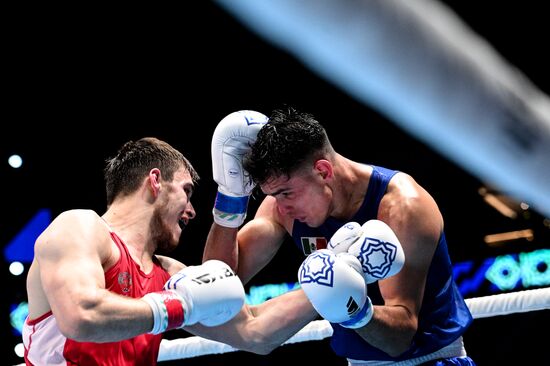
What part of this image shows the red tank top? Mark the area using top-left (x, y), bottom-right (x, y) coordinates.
top-left (24, 231), bottom-right (171, 366)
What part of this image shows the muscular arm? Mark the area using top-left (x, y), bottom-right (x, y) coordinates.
top-left (156, 254), bottom-right (186, 275)
top-left (32, 210), bottom-right (155, 342)
top-left (354, 173), bottom-right (442, 357)
top-left (203, 196), bottom-right (288, 284)
top-left (202, 224), bottom-right (239, 270)
top-left (186, 288), bottom-right (318, 354)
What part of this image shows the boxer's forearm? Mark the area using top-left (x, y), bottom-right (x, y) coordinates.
top-left (203, 223), bottom-right (239, 270)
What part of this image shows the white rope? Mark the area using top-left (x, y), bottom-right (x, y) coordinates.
top-left (465, 287), bottom-right (550, 318)
top-left (158, 287), bottom-right (550, 361)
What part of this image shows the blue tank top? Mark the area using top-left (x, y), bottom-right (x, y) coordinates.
top-left (291, 165), bottom-right (473, 361)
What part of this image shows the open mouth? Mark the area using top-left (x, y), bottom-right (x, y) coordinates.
top-left (178, 218), bottom-right (187, 230)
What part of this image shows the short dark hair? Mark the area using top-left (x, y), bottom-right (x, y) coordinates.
top-left (244, 107), bottom-right (331, 186)
top-left (104, 137), bottom-right (199, 205)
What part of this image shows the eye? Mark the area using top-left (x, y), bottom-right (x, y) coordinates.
top-left (183, 185), bottom-right (194, 198)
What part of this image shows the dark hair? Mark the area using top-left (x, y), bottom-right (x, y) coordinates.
top-left (104, 137), bottom-right (199, 205)
top-left (243, 107), bottom-right (331, 186)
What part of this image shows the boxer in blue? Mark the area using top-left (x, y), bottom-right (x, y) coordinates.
top-left (204, 107), bottom-right (476, 365)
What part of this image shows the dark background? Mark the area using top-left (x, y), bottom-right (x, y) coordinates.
top-left (2, 1), bottom-right (549, 365)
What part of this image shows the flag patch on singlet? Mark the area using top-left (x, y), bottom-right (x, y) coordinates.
top-left (301, 237), bottom-right (328, 254)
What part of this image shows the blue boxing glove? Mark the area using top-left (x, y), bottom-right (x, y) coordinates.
top-left (211, 110), bottom-right (268, 228)
top-left (298, 249), bottom-right (373, 329)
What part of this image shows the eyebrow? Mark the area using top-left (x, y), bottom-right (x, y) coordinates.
top-left (265, 188), bottom-right (286, 197)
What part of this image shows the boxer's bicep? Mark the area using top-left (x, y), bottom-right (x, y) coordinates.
top-left (36, 211), bottom-right (110, 330)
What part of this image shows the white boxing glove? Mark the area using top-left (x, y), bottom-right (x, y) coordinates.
top-left (348, 220), bottom-right (405, 284)
top-left (327, 221), bottom-right (363, 254)
top-left (298, 249), bottom-right (373, 328)
top-left (211, 110), bottom-right (268, 228)
top-left (142, 260), bottom-right (245, 333)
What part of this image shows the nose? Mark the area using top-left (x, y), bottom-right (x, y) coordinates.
top-left (185, 202), bottom-right (196, 220)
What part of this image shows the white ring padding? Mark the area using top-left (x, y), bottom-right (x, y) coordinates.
top-left (158, 287), bottom-right (550, 361)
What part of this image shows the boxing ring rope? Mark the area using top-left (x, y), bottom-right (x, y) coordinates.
top-left (158, 287), bottom-right (550, 361)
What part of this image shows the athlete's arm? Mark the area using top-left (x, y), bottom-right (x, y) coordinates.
top-left (33, 210), bottom-right (155, 342)
top-left (203, 195), bottom-right (288, 284)
top-left (156, 254), bottom-right (185, 275)
top-left (186, 287), bottom-right (317, 355)
top-left (353, 173), bottom-right (443, 357)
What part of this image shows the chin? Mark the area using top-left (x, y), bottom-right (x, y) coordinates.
top-left (169, 230), bottom-right (182, 249)
top-left (304, 219), bottom-right (320, 228)
top-left (157, 240), bottom-right (178, 255)
top-left (310, 214), bottom-right (331, 228)
top-left (153, 229), bottom-right (180, 255)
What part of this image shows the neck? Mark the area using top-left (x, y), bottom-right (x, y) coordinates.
top-left (330, 155), bottom-right (371, 220)
top-left (102, 196), bottom-right (155, 258)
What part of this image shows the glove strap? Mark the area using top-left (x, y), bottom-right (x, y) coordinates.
top-left (213, 190), bottom-right (250, 228)
top-left (340, 296), bottom-right (374, 329)
top-left (142, 290), bottom-right (186, 334)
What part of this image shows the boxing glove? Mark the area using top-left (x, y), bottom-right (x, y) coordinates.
top-left (348, 220), bottom-right (405, 284)
top-left (327, 221), bottom-right (363, 254)
top-left (142, 260), bottom-right (245, 333)
top-left (211, 110), bottom-right (268, 228)
top-left (298, 249), bottom-right (373, 328)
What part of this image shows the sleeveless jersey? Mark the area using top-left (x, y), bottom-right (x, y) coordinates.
top-left (23, 231), bottom-right (171, 366)
top-left (291, 165), bottom-right (473, 361)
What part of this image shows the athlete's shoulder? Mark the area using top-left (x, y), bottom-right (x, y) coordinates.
top-left (382, 171), bottom-right (443, 234)
top-left (47, 209), bottom-right (103, 235)
top-left (54, 209), bottom-right (101, 223)
top-left (35, 209), bottom-right (111, 260)
top-left (388, 170), bottom-right (417, 189)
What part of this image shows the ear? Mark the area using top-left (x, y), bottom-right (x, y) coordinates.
top-left (148, 168), bottom-right (162, 197)
top-left (314, 159), bottom-right (333, 180)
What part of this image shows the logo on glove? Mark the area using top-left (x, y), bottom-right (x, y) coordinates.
top-left (298, 251), bottom-right (335, 287)
top-left (346, 296), bottom-right (361, 317)
top-left (166, 267), bottom-right (237, 290)
top-left (357, 237), bottom-right (399, 279)
top-left (242, 113), bottom-right (269, 126)
top-left (192, 267), bottom-right (237, 285)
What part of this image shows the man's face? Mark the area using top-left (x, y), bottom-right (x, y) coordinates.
top-left (261, 169), bottom-right (332, 228)
top-left (152, 168), bottom-right (196, 253)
